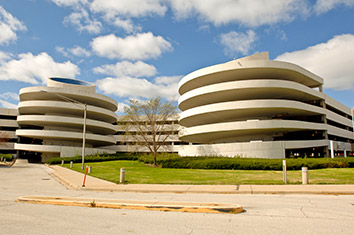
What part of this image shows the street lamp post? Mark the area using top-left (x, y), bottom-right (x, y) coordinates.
top-left (82, 103), bottom-right (87, 170)
top-left (351, 107), bottom-right (354, 157)
top-left (41, 90), bottom-right (87, 169)
top-left (351, 107), bottom-right (354, 134)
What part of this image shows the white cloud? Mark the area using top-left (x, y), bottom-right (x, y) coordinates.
top-left (93, 61), bottom-right (157, 77)
top-left (220, 30), bottom-right (257, 56)
top-left (0, 91), bottom-right (19, 109)
top-left (0, 92), bottom-right (19, 101)
top-left (90, 0), bottom-right (167, 18)
top-left (154, 75), bottom-right (181, 85)
top-left (0, 51), bottom-right (13, 62)
top-left (265, 26), bottom-right (288, 41)
top-left (0, 52), bottom-right (80, 84)
top-left (314, 0), bottom-right (354, 14)
top-left (0, 100), bottom-right (17, 109)
top-left (117, 102), bottom-right (129, 113)
top-left (56, 47), bottom-right (69, 57)
top-left (56, 46), bottom-right (91, 57)
top-left (103, 16), bottom-right (142, 33)
top-left (96, 75), bottom-right (182, 101)
top-left (63, 8), bottom-right (102, 34)
top-left (69, 46), bottom-right (91, 57)
top-left (168, 0), bottom-right (309, 27)
top-left (0, 6), bottom-right (27, 45)
top-left (91, 32), bottom-right (172, 60)
top-left (275, 34), bottom-right (354, 90)
top-left (51, 0), bottom-right (88, 8)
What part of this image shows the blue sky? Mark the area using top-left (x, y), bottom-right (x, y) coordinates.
top-left (0, 0), bottom-right (353, 112)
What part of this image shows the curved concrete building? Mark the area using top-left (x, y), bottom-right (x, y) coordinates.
top-left (15, 77), bottom-right (118, 162)
top-left (178, 52), bottom-right (354, 158)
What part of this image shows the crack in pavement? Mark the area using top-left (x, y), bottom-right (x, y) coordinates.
top-left (308, 199), bottom-right (318, 207)
top-left (186, 226), bottom-right (194, 235)
top-left (300, 206), bottom-right (309, 218)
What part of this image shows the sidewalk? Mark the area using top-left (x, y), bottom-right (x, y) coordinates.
top-left (48, 165), bottom-right (354, 195)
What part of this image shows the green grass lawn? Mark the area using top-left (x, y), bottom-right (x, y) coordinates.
top-left (64, 160), bottom-right (354, 185)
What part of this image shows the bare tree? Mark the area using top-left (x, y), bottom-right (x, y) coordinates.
top-left (120, 97), bottom-right (178, 166)
top-left (0, 131), bottom-right (10, 145)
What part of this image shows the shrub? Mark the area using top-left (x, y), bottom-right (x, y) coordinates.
top-left (46, 153), bottom-right (138, 165)
top-left (137, 153), bottom-right (180, 165)
top-left (0, 154), bottom-right (13, 161)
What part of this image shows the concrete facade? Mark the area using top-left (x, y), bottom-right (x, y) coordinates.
top-left (178, 52), bottom-right (354, 158)
top-left (0, 108), bottom-right (18, 156)
top-left (14, 77), bottom-right (118, 162)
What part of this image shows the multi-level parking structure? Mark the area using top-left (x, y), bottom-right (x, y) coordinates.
top-left (15, 77), bottom-right (118, 162)
top-left (178, 52), bottom-right (354, 158)
top-left (113, 115), bottom-right (188, 153)
top-left (0, 108), bottom-right (18, 157)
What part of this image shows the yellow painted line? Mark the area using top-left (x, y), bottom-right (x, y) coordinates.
top-left (16, 196), bottom-right (243, 214)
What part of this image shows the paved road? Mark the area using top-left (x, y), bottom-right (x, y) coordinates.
top-left (1, 160), bottom-right (354, 234)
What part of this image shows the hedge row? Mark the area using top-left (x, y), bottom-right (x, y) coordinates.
top-left (137, 153), bottom-right (180, 165)
top-left (46, 152), bottom-right (354, 171)
top-left (160, 157), bottom-right (354, 170)
top-left (46, 153), bottom-right (139, 165)
top-left (47, 153), bottom-right (180, 165)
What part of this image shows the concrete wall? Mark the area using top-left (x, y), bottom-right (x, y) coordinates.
top-left (0, 108), bottom-right (18, 155)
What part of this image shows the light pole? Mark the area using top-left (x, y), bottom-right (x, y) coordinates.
top-left (41, 90), bottom-right (87, 170)
top-left (351, 107), bottom-right (354, 157)
top-left (352, 107), bottom-right (354, 134)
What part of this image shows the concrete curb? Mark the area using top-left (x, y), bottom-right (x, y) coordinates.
top-left (49, 172), bottom-right (78, 190)
top-left (16, 196), bottom-right (243, 214)
top-left (48, 165), bottom-right (354, 195)
top-left (68, 185), bottom-right (354, 195)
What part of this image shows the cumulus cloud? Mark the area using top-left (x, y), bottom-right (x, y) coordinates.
top-left (117, 102), bottom-right (130, 113)
top-left (0, 52), bottom-right (80, 84)
top-left (63, 8), bottom-right (102, 34)
top-left (90, 0), bottom-right (167, 18)
top-left (0, 100), bottom-right (17, 109)
top-left (0, 6), bottom-right (27, 45)
top-left (96, 75), bottom-right (182, 101)
top-left (168, 0), bottom-right (309, 27)
top-left (56, 46), bottom-right (91, 57)
top-left (51, 0), bottom-right (88, 8)
top-left (154, 75), bottom-right (181, 85)
top-left (314, 0), bottom-right (354, 14)
top-left (53, 0), bottom-right (158, 33)
top-left (0, 51), bottom-right (13, 62)
top-left (275, 34), bottom-right (354, 90)
top-left (0, 92), bottom-right (19, 101)
top-left (68, 46), bottom-right (91, 57)
top-left (0, 92), bottom-right (18, 109)
top-left (93, 61), bottom-right (157, 77)
top-left (103, 16), bottom-right (142, 33)
top-left (91, 32), bottom-right (172, 60)
top-left (220, 30), bottom-right (257, 56)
